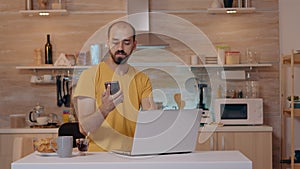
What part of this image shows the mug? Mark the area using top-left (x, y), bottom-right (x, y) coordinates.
top-left (51, 136), bottom-right (73, 158)
top-left (36, 116), bottom-right (48, 125)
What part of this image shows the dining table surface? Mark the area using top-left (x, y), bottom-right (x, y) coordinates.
top-left (11, 150), bottom-right (252, 169)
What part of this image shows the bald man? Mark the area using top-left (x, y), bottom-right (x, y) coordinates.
top-left (73, 21), bottom-right (156, 151)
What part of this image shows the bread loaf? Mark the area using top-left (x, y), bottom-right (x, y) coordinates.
top-left (33, 138), bottom-right (57, 153)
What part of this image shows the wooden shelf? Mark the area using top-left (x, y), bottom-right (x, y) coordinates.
top-left (207, 7), bottom-right (255, 14)
top-left (282, 53), bottom-right (300, 64)
top-left (283, 108), bottom-right (300, 116)
top-left (282, 163), bottom-right (300, 169)
top-left (281, 50), bottom-right (300, 169)
top-left (16, 65), bottom-right (90, 70)
top-left (19, 9), bottom-right (68, 16)
top-left (177, 63), bottom-right (272, 69)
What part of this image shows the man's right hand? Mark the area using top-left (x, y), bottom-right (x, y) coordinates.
top-left (99, 84), bottom-right (123, 118)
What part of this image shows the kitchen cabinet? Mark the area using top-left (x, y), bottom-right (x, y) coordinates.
top-left (196, 126), bottom-right (272, 169)
top-left (0, 128), bottom-right (58, 169)
top-left (280, 50), bottom-right (300, 169)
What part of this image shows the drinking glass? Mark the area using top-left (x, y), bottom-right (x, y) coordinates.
top-left (76, 138), bottom-right (89, 156)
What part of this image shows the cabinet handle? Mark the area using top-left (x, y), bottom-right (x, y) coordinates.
top-left (210, 136), bottom-right (214, 150)
top-left (221, 135), bottom-right (225, 150)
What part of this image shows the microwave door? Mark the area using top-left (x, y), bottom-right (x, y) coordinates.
top-left (220, 104), bottom-right (248, 125)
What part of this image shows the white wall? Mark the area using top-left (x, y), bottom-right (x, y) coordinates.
top-left (279, 0), bottom-right (300, 156)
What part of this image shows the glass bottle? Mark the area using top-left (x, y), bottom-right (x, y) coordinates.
top-left (45, 34), bottom-right (53, 64)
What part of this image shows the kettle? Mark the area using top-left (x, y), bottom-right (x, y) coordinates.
top-left (26, 104), bottom-right (45, 125)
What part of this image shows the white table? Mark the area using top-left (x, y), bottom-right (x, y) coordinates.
top-left (11, 151), bottom-right (252, 169)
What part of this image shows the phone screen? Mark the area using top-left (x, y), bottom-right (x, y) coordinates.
top-left (105, 81), bottom-right (120, 95)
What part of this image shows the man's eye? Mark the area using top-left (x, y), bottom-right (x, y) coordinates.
top-left (112, 41), bottom-right (119, 45)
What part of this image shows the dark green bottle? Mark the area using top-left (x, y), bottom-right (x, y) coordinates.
top-left (45, 34), bottom-right (53, 64)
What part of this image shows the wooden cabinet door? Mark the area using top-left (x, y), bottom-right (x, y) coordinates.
top-left (217, 131), bottom-right (272, 169)
top-left (0, 133), bottom-right (57, 169)
top-left (196, 132), bottom-right (217, 151)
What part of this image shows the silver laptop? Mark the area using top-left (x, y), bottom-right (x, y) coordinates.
top-left (112, 109), bottom-right (202, 156)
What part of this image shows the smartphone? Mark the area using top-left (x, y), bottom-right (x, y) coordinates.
top-left (105, 81), bottom-right (120, 95)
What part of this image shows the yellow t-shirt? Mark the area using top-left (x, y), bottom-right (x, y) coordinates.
top-left (73, 62), bottom-right (153, 151)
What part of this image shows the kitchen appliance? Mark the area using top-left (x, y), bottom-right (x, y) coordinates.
top-left (26, 104), bottom-right (45, 125)
top-left (185, 77), bottom-right (210, 110)
top-left (197, 83), bottom-right (208, 110)
top-left (127, 0), bottom-right (169, 48)
top-left (214, 98), bottom-right (263, 125)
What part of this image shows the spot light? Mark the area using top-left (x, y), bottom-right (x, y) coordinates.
top-left (226, 9), bottom-right (237, 14)
top-left (39, 12), bottom-right (49, 16)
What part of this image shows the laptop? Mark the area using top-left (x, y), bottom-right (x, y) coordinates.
top-left (112, 109), bottom-right (202, 156)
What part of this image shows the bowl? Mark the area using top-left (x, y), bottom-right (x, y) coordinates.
top-left (36, 116), bottom-right (48, 125)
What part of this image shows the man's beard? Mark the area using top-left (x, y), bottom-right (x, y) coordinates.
top-left (110, 50), bottom-right (131, 65)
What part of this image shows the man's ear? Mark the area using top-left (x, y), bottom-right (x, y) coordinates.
top-left (133, 40), bottom-right (137, 50)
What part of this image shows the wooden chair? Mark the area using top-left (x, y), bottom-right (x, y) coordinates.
top-left (58, 122), bottom-right (85, 147)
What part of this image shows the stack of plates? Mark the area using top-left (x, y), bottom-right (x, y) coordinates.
top-left (205, 57), bottom-right (217, 64)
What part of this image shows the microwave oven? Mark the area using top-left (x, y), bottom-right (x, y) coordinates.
top-left (214, 98), bottom-right (263, 125)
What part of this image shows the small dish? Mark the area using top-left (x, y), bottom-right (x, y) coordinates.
top-left (35, 151), bottom-right (57, 156)
top-left (36, 122), bottom-right (48, 126)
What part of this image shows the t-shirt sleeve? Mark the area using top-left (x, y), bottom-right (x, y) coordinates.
top-left (73, 66), bottom-right (97, 99)
top-left (139, 73), bottom-right (153, 99)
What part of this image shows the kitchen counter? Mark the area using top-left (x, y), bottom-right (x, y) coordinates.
top-left (12, 151), bottom-right (252, 169)
top-left (0, 125), bottom-right (272, 134)
top-left (199, 125), bottom-right (273, 132)
top-left (0, 128), bottom-right (58, 134)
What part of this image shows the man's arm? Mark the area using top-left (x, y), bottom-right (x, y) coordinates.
top-left (141, 97), bottom-right (157, 110)
top-left (75, 85), bottom-right (124, 135)
top-left (75, 96), bottom-right (105, 135)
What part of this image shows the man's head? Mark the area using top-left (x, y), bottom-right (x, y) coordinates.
top-left (107, 21), bottom-right (137, 65)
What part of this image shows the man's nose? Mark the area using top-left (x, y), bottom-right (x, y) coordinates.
top-left (117, 41), bottom-right (124, 50)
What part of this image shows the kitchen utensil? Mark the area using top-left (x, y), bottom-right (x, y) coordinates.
top-left (51, 136), bottom-right (73, 158)
top-left (48, 113), bottom-right (59, 125)
top-left (56, 75), bottom-right (64, 107)
top-left (26, 104), bottom-right (45, 125)
top-left (174, 93), bottom-right (185, 109)
top-left (63, 76), bottom-right (71, 107)
top-left (56, 75), bottom-right (71, 107)
top-left (184, 77), bottom-right (200, 93)
top-left (76, 138), bottom-right (89, 156)
top-left (36, 116), bottom-right (49, 125)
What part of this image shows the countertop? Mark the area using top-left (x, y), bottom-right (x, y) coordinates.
top-left (0, 127), bottom-right (58, 134)
top-left (0, 125), bottom-right (272, 134)
top-left (12, 151), bottom-right (252, 169)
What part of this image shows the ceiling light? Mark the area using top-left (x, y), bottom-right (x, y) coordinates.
top-left (39, 12), bottom-right (49, 16)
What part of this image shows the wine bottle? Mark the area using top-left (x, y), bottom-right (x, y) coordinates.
top-left (45, 34), bottom-right (53, 64)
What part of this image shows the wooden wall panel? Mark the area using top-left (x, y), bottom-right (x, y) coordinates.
top-left (0, 0), bottom-right (280, 168)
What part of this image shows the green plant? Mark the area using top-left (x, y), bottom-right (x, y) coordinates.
top-left (287, 96), bottom-right (300, 101)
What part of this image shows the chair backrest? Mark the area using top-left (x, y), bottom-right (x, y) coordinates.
top-left (58, 122), bottom-right (85, 147)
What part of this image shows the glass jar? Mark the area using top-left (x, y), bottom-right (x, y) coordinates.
top-left (216, 45), bottom-right (230, 65)
top-left (225, 51), bottom-right (241, 64)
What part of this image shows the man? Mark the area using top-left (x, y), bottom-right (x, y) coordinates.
top-left (73, 21), bottom-right (156, 152)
